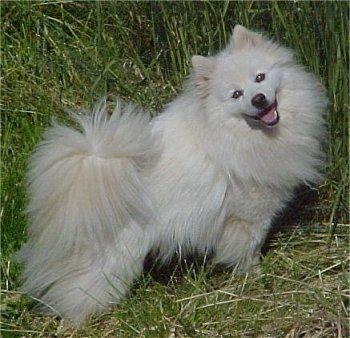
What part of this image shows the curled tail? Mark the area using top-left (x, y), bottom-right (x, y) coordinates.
top-left (18, 98), bottom-right (159, 324)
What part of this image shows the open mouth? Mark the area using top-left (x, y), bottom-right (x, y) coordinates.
top-left (248, 102), bottom-right (279, 127)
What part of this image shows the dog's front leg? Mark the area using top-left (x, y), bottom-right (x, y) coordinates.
top-left (212, 218), bottom-right (271, 274)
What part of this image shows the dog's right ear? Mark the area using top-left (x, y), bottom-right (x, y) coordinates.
top-left (191, 55), bottom-right (215, 89)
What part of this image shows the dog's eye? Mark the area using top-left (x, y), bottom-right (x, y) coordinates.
top-left (232, 90), bottom-right (243, 99)
top-left (255, 73), bottom-right (265, 83)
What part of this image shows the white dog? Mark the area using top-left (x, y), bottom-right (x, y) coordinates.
top-left (18, 25), bottom-right (327, 324)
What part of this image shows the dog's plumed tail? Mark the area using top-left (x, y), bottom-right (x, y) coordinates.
top-left (18, 98), bottom-right (158, 324)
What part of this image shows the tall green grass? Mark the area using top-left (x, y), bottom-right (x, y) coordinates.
top-left (1, 1), bottom-right (348, 337)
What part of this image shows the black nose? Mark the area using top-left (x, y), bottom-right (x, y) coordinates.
top-left (251, 93), bottom-right (267, 108)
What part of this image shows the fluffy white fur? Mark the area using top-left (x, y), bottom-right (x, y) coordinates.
top-left (18, 25), bottom-right (327, 324)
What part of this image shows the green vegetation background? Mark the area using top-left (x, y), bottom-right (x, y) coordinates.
top-left (1, 1), bottom-right (348, 337)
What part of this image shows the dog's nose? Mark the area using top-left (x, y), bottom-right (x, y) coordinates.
top-left (251, 93), bottom-right (267, 108)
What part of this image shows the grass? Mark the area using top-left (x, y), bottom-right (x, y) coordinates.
top-left (1, 1), bottom-right (349, 337)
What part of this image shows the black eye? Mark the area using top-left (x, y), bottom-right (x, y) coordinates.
top-left (232, 90), bottom-right (243, 99)
top-left (255, 73), bottom-right (265, 83)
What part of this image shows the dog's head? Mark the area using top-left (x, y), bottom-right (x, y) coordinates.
top-left (190, 25), bottom-right (295, 129)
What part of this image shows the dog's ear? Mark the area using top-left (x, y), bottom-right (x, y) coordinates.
top-left (191, 55), bottom-right (215, 89)
top-left (227, 25), bottom-right (264, 51)
top-left (228, 25), bottom-right (294, 63)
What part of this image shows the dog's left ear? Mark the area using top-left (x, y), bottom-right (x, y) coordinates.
top-left (191, 55), bottom-right (216, 89)
top-left (227, 25), bottom-right (264, 51)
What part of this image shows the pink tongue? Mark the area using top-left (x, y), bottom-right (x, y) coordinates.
top-left (259, 107), bottom-right (278, 124)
